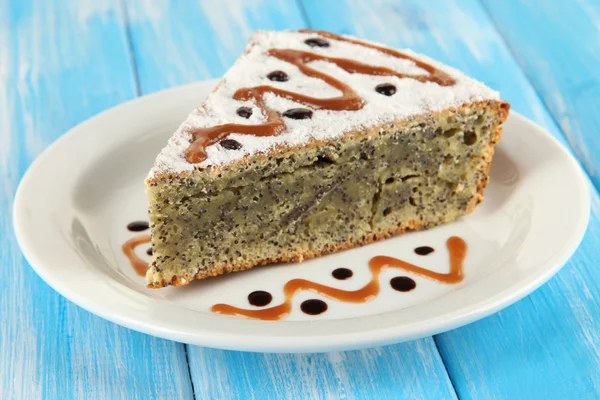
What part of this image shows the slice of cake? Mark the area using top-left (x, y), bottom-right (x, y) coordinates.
top-left (145, 29), bottom-right (509, 288)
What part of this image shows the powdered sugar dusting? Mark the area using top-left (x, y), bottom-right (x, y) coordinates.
top-left (148, 30), bottom-right (499, 178)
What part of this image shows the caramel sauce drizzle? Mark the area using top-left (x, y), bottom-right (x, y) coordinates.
top-left (122, 234), bottom-right (152, 277)
top-left (185, 29), bottom-right (456, 164)
top-left (211, 236), bottom-right (466, 321)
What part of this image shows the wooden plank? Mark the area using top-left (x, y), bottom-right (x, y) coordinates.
top-left (188, 341), bottom-right (455, 400)
top-left (0, 1), bottom-right (193, 399)
top-left (124, 0), bottom-right (310, 92)
top-left (299, 0), bottom-right (600, 398)
top-left (482, 0), bottom-right (600, 191)
top-left (123, 1), bottom-right (458, 399)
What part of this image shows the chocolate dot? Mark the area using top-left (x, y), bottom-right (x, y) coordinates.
top-left (267, 70), bottom-right (289, 82)
top-left (146, 247), bottom-right (153, 256)
top-left (414, 246), bottom-right (434, 256)
top-left (300, 299), bottom-right (328, 315)
top-left (283, 108), bottom-right (313, 120)
top-left (236, 107), bottom-right (253, 118)
top-left (390, 276), bottom-right (416, 292)
top-left (127, 221), bottom-right (149, 232)
top-left (305, 38), bottom-right (330, 47)
top-left (332, 268), bottom-right (353, 280)
top-left (375, 83), bottom-right (397, 96)
top-left (248, 291), bottom-right (272, 307)
top-left (220, 139), bottom-right (243, 150)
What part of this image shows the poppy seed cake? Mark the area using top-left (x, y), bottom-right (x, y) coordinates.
top-left (145, 30), bottom-right (509, 288)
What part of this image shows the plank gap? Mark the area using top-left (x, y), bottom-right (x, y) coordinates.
top-left (184, 345), bottom-right (198, 400)
top-left (118, 0), bottom-right (142, 96)
top-left (433, 336), bottom-right (462, 400)
top-left (295, 0), bottom-right (313, 28)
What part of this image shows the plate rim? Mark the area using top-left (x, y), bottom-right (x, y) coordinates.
top-left (13, 81), bottom-right (591, 353)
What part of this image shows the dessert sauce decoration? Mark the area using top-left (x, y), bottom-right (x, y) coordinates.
top-left (236, 107), bottom-right (253, 118)
top-left (220, 139), bottom-right (243, 150)
top-left (304, 37), bottom-right (330, 47)
top-left (390, 276), bottom-right (417, 292)
top-left (414, 246), bottom-right (435, 256)
top-left (267, 70), bottom-right (289, 82)
top-left (127, 221), bottom-right (149, 232)
top-left (211, 236), bottom-right (466, 320)
top-left (332, 267), bottom-right (353, 280)
top-left (122, 234), bottom-right (152, 277)
top-left (375, 83), bottom-right (397, 96)
top-left (185, 30), bottom-right (456, 164)
top-left (120, 223), bottom-right (465, 318)
top-left (248, 291), bottom-right (273, 307)
top-left (300, 299), bottom-right (328, 315)
top-left (283, 108), bottom-right (313, 120)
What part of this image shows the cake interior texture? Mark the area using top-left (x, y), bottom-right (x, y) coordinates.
top-left (146, 101), bottom-right (508, 287)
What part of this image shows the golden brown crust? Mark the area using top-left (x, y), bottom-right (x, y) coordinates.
top-left (147, 100), bottom-right (510, 288)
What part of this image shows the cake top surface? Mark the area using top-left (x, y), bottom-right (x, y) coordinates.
top-left (148, 30), bottom-right (500, 178)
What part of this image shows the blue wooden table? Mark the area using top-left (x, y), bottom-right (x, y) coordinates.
top-left (2, 1), bottom-right (600, 399)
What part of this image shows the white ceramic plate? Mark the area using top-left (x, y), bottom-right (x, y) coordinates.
top-left (14, 80), bottom-right (590, 353)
